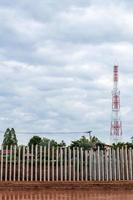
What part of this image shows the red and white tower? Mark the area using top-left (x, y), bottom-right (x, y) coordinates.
top-left (110, 65), bottom-right (122, 143)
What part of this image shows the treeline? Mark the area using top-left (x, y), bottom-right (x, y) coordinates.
top-left (2, 128), bottom-right (133, 149)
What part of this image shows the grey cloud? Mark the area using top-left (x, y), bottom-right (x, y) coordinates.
top-left (0, 0), bottom-right (133, 144)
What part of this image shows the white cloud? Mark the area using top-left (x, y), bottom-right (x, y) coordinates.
top-left (0, 0), bottom-right (133, 144)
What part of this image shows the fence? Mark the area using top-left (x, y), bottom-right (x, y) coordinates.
top-left (0, 145), bottom-right (132, 181)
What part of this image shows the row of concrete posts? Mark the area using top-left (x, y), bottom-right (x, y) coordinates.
top-left (0, 145), bottom-right (132, 181)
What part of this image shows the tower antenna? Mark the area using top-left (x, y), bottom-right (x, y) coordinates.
top-left (110, 65), bottom-right (122, 143)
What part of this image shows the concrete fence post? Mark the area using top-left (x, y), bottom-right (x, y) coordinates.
top-left (72, 147), bottom-right (75, 181)
top-left (60, 147), bottom-right (63, 181)
top-left (56, 147), bottom-right (59, 181)
top-left (109, 148), bottom-right (112, 181)
top-left (121, 146), bottom-right (125, 180)
top-left (22, 145), bottom-right (25, 181)
top-left (9, 145), bottom-right (13, 181)
top-left (68, 147), bottom-right (71, 181)
top-left (77, 147), bottom-right (79, 181)
top-left (31, 145), bottom-right (33, 181)
top-left (89, 149), bottom-right (92, 181)
top-left (13, 145), bottom-right (17, 181)
top-left (93, 150), bottom-right (96, 181)
top-left (39, 146), bottom-right (42, 181)
top-left (64, 147), bottom-right (67, 181)
top-left (97, 146), bottom-right (101, 181)
top-left (18, 146), bottom-right (21, 181)
top-left (131, 149), bottom-right (133, 180)
top-left (9, 145), bottom-right (12, 181)
top-left (5, 145), bottom-right (8, 181)
top-left (85, 150), bottom-right (88, 181)
top-left (105, 149), bottom-right (109, 181)
top-left (35, 145), bottom-right (38, 181)
top-left (43, 146), bottom-right (46, 181)
top-left (47, 142), bottom-right (50, 181)
top-left (52, 146), bottom-right (55, 181)
top-left (117, 147), bottom-right (120, 180)
top-left (112, 148), bottom-right (116, 181)
top-left (26, 146), bottom-right (29, 181)
top-left (80, 148), bottom-right (83, 181)
top-left (125, 145), bottom-right (129, 180)
top-left (101, 150), bottom-right (104, 181)
top-left (0, 145), bottom-right (3, 181)
top-left (128, 147), bottom-right (132, 180)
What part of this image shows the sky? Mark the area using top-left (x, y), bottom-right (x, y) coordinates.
top-left (0, 0), bottom-right (133, 144)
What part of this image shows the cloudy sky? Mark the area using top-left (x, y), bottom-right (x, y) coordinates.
top-left (0, 0), bottom-right (133, 144)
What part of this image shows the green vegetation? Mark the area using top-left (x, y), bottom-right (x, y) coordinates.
top-left (2, 128), bottom-right (18, 147)
top-left (2, 128), bottom-right (133, 149)
top-left (70, 135), bottom-right (105, 150)
top-left (112, 142), bottom-right (133, 149)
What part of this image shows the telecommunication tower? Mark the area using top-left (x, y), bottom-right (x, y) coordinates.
top-left (110, 65), bottom-right (122, 143)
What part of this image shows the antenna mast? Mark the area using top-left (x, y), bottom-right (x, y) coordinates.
top-left (110, 65), bottom-right (122, 143)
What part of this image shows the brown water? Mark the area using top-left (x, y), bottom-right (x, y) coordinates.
top-left (0, 190), bottom-right (133, 200)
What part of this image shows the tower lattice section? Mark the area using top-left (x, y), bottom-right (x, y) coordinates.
top-left (110, 65), bottom-right (122, 143)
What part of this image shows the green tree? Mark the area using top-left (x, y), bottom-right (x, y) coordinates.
top-left (40, 137), bottom-right (58, 148)
top-left (28, 136), bottom-right (42, 146)
top-left (58, 140), bottom-right (66, 147)
top-left (2, 128), bottom-right (18, 147)
top-left (70, 135), bottom-right (102, 150)
top-left (112, 142), bottom-right (133, 149)
top-left (70, 136), bottom-right (91, 150)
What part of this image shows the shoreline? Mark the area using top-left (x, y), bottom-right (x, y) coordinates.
top-left (0, 181), bottom-right (133, 191)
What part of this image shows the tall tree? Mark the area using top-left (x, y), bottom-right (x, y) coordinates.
top-left (70, 135), bottom-right (102, 150)
top-left (2, 128), bottom-right (18, 147)
top-left (40, 137), bottom-right (58, 147)
top-left (28, 136), bottom-right (42, 146)
top-left (58, 140), bottom-right (66, 147)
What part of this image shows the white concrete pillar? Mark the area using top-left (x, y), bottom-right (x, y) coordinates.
top-left (97, 146), bottom-right (101, 181)
top-left (117, 147), bottom-right (120, 180)
top-left (109, 148), bottom-right (112, 181)
top-left (112, 149), bottom-right (116, 181)
top-left (13, 145), bottom-right (17, 181)
top-left (120, 147), bottom-right (125, 180)
top-left (0, 145), bottom-right (3, 181)
top-left (60, 147), bottom-right (63, 181)
top-left (43, 146), bottom-right (46, 181)
top-left (72, 148), bottom-right (75, 181)
top-left (80, 148), bottom-right (83, 181)
top-left (64, 147), bottom-right (67, 181)
top-left (17, 146), bottom-right (21, 181)
top-left (128, 148), bottom-right (132, 180)
top-left (77, 147), bottom-right (79, 181)
top-left (47, 142), bottom-right (50, 181)
top-left (52, 146), bottom-right (55, 181)
top-left (35, 145), bottom-right (38, 181)
top-left (68, 147), bottom-right (71, 181)
top-left (93, 150), bottom-right (96, 181)
top-left (85, 150), bottom-right (88, 181)
top-left (89, 149), bottom-right (92, 181)
top-left (9, 145), bottom-right (13, 181)
top-left (125, 146), bottom-right (129, 180)
top-left (26, 146), bottom-right (29, 181)
top-left (22, 145), bottom-right (25, 181)
top-left (101, 150), bottom-right (104, 181)
top-left (31, 145), bottom-right (33, 181)
top-left (5, 145), bottom-right (8, 181)
top-left (105, 149), bottom-right (109, 181)
top-left (39, 146), bottom-right (42, 181)
top-left (56, 147), bottom-right (59, 181)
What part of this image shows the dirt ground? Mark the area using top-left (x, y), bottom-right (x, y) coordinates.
top-left (0, 180), bottom-right (133, 190)
top-left (0, 188), bottom-right (133, 200)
